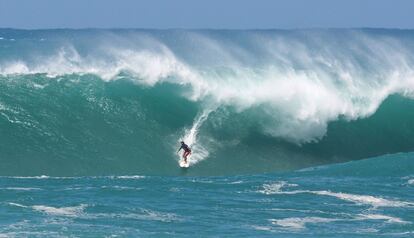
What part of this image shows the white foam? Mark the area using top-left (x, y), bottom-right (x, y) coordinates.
top-left (1, 175), bottom-right (149, 180)
top-left (261, 182), bottom-right (413, 208)
top-left (6, 175), bottom-right (50, 179)
top-left (312, 190), bottom-right (413, 208)
top-left (250, 225), bottom-right (273, 231)
top-left (1, 32), bottom-right (414, 143)
top-left (111, 175), bottom-right (145, 179)
top-left (1, 61), bottom-right (30, 75)
top-left (100, 185), bottom-right (142, 191)
top-left (190, 178), bottom-right (214, 184)
top-left (0, 45), bottom-right (197, 85)
top-left (270, 217), bottom-right (338, 229)
top-left (0, 232), bottom-right (60, 238)
top-left (408, 179), bottom-right (414, 185)
top-left (2, 187), bottom-right (41, 191)
top-left (261, 181), bottom-right (298, 194)
top-left (31, 204), bottom-right (87, 217)
top-left (178, 108), bottom-right (214, 165)
top-left (357, 213), bottom-right (409, 224)
top-left (10, 202), bottom-right (87, 218)
top-left (355, 228), bottom-right (379, 233)
top-left (90, 209), bottom-right (182, 222)
top-left (8, 202), bottom-right (27, 208)
top-left (269, 213), bottom-right (409, 230)
top-left (139, 209), bottom-right (181, 222)
top-left (32, 83), bottom-right (47, 89)
top-left (229, 180), bottom-right (244, 184)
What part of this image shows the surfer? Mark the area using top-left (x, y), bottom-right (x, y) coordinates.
top-left (178, 141), bottom-right (191, 163)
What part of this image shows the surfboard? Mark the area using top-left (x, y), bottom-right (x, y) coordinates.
top-left (179, 159), bottom-right (189, 168)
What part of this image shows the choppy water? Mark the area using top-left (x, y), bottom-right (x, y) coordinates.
top-left (1, 154), bottom-right (413, 237)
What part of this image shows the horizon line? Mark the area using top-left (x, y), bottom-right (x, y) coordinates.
top-left (1, 27), bottom-right (414, 31)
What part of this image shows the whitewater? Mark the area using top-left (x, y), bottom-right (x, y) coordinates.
top-left (0, 29), bottom-right (413, 236)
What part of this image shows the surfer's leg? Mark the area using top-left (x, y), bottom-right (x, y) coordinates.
top-left (183, 151), bottom-right (190, 162)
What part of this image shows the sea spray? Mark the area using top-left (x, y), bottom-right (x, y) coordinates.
top-left (2, 29), bottom-right (414, 144)
top-left (1, 29), bottom-right (414, 175)
top-left (178, 108), bottom-right (215, 165)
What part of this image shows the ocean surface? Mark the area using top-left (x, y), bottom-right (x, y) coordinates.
top-left (0, 29), bottom-right (413, 236)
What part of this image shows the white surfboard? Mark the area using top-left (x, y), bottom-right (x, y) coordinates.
top-left (179, 159), bottom-right (189, 168)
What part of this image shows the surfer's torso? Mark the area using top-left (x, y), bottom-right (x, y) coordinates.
top-left (180, 143), bottom-right (191, 152)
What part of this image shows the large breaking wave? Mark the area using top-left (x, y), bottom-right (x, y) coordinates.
top-left (0, 29), bottom-right (414, 175)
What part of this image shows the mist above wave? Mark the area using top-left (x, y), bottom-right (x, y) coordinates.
top-left (1, 29), bottom-right (414, 143)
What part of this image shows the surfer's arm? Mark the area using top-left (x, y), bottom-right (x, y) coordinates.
top-left (177, 147), bottom-right (182, 152)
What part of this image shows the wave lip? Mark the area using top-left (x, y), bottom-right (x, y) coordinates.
top-left (2, 29), bottom-right (414, 145)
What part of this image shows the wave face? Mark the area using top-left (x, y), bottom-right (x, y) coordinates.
top-left (1, 29), bottom-right (414, 175)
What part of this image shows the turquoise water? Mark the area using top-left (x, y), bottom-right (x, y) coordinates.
top-left (0, 29), bottom-right (413, 236)
top-left (1, 154), bottom-right (413, 237)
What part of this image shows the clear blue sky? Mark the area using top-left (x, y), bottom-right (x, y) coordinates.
top-left (0, 0), bottom-right (412, 29)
